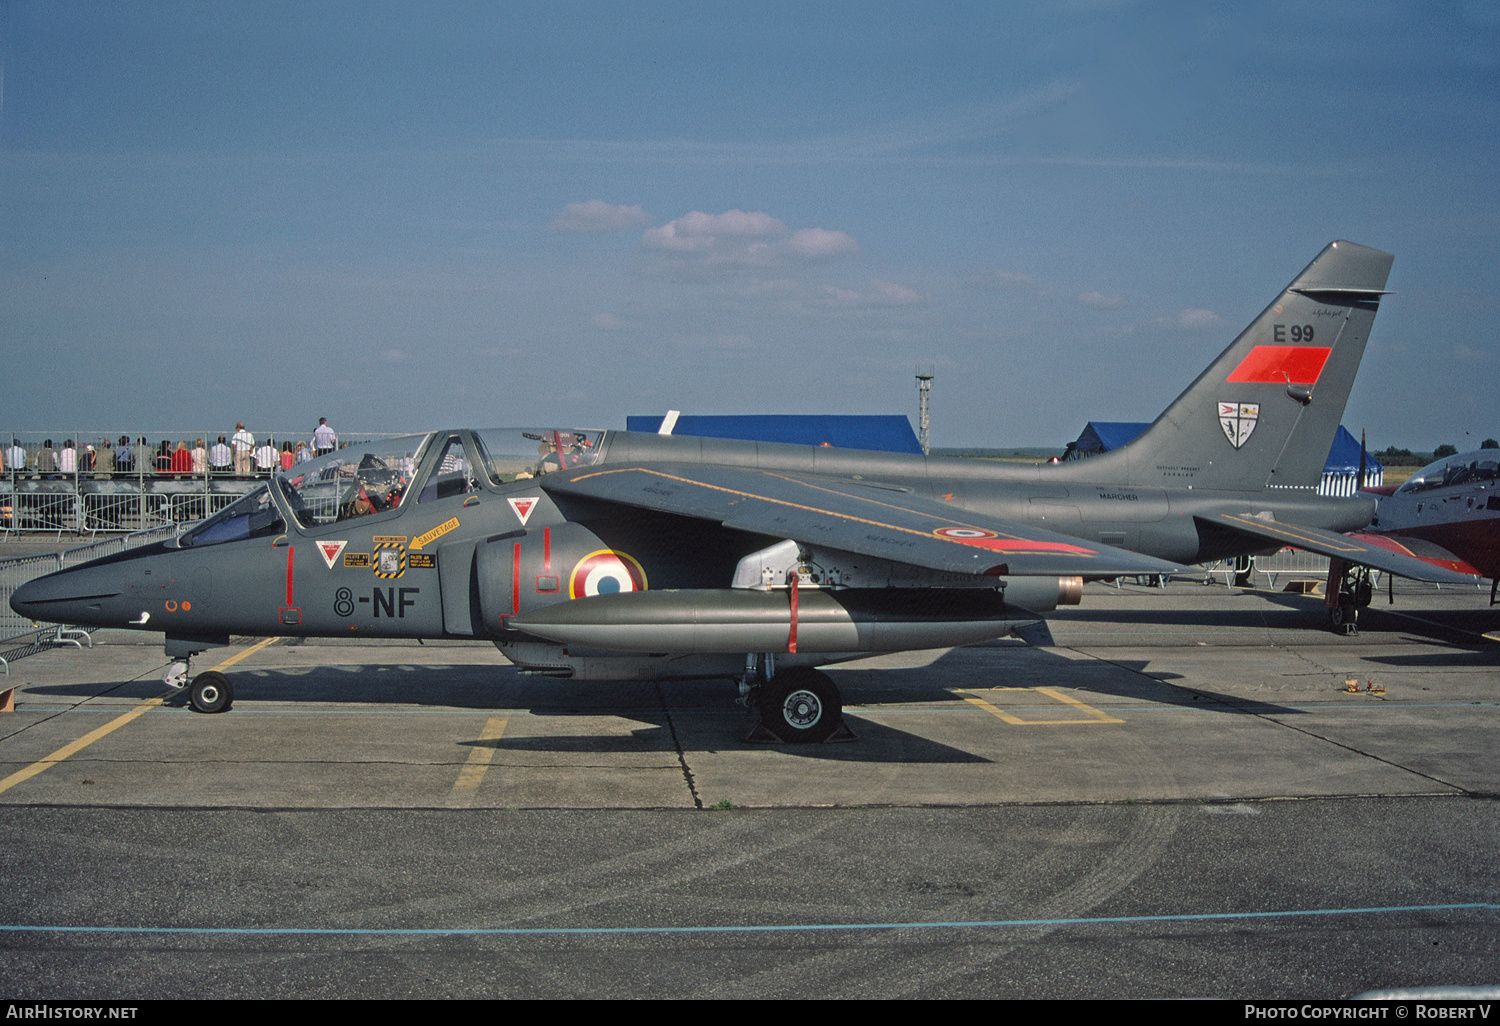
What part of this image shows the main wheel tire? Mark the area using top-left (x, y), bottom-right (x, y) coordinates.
top-left (759, 667), bottom-right (842, 743)
top-left (1328, 603), bottom-right (1358, 636)
top-left (189, 671), bottom-right (233, 714)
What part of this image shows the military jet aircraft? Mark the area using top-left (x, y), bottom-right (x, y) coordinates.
top-left (11, 240), bottom-right (1475, 741)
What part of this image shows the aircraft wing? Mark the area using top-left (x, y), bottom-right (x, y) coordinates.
top-left (542, 463), bottom-right (1185, 578)
top-left (1196, 512), bottom-right (1481, 584)
top-left (1345, 532), bottom-right (1484, 578)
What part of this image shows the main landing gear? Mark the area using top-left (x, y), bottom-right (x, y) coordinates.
top-left (740, 655), bottom-right (853, 743)
top-left (162, 657), bottom-right (234, 713)
top-left (1326, 560), bottom-right (1373, 636)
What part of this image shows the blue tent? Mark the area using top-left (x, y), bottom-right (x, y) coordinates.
top-left (1064, 422), bottom-right (1150, 458)
top-left (626, 414), bottom-right (924, 455)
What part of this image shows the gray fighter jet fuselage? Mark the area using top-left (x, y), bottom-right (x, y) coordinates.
top-left (13, 241), bottom-right (1469, 741)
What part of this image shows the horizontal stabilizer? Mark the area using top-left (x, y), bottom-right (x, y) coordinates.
top-left (1196, 512), bottom-right (1480, 584)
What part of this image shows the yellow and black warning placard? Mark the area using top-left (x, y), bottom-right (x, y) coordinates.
top-left (374, 542), bottom-right (406, 579)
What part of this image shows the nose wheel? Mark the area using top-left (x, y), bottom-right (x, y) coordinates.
top-left (188, 671), bottom-right (233, 714)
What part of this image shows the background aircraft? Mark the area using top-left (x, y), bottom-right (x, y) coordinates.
top-left (11, 241), bottom-right (1477, 742)
top-left (1351, 449), bottom-right (1500, 605)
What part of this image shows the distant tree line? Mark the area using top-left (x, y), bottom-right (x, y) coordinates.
top-left (1374, 438), bottom-right (1499, 466)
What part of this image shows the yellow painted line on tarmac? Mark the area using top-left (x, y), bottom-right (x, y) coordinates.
top-left (207, 636), bottom-right (281, 672)
top-left (961, 686), bottom-right (1124, 726)
top-left (0, 636), bottom-right (280, 797)
top-left (447, 716), bottom-right (508, 806)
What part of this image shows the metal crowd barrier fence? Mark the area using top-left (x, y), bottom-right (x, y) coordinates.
top-left (0, 430), bottom-right (409, 538)
top-left (1247, 548), bottom-right (1479, 595)
top-left (1251, 547), bottom-right (1332, 587)
top-left (0, 526), bottom-right (181, 662)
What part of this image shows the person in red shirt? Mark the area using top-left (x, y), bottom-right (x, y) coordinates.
top-left (170, 441), bottom-right (193, 475)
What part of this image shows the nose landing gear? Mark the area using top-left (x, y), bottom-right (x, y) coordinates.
top-left (163, 654), bottom-right (235, 713)
top-left (188, 671), bottom-right (234, 714)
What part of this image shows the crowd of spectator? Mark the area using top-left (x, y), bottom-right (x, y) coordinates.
top-left (0, 420), bottom-right (341, 481)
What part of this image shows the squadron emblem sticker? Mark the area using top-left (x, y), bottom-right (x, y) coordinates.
top-left (1219, 401), bottom-right (1260, 449)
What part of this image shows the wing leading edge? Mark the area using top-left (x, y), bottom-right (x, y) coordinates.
top-left (542, 463), bottom-right (1185, 579)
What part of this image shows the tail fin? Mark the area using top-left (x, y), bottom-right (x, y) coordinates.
top-left (1085, 241), bottom-right (1393, 492)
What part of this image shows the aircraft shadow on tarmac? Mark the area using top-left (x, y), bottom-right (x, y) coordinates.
top-left (26, 629), bottom-right (1321, 712)
top-left (459, 720), bottom-right (994, 763)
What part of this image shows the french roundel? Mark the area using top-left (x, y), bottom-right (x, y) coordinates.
top-left (569, 549), bottom-right (648, 599)
top-left (934, 527), bottom-right (997, 541)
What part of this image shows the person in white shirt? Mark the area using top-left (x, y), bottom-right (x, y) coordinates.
top-left (232, 423), bottom-right (255, 475)
top-left (209, 435), bottom-right (233, 473)
top-left (313, 418), bottom-right (337, 456)
top-left (254, 440), bottom-right (278, 474)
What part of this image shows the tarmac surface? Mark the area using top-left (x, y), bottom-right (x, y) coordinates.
top-left (0, 577), bottom-right (1496, 999)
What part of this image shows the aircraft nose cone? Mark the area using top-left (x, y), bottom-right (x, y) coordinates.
top-left (9, 575), bottom-right (51, 621)
top-left (9, 566), bottom-right (120, 625)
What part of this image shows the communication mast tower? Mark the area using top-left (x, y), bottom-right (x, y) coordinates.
top-left (915, 367), bottom-right (934, 456)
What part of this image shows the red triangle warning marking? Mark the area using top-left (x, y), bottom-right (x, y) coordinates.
top-left (508, 497), bottom-right (539, 526)
top-left (317, 540), bottom-right (347, 569)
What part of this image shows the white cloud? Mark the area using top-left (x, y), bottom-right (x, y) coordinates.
top-left (785, 227), bottom-right (859, 259)
top-left (870, 280), bottom-right (925, 305)
top-left (811, 279), bottom-right (927, 309)
top-left (1078, 291), bottom-right (1124, 309)
top-left (1170, 309), bottom-right (1218, 328)
top-left (553, 200), bottom-right (649, 234)
top-left (643, 210), bottom-right (857, 268)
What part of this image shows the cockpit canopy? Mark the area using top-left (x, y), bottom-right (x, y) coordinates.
top-left (278, 434), bottom-right (430, 528)
top-left (1395, 450), bottom-right (1500, 495)
top-left (176, 428), bottom-right (609, 547)
top-left (474, 428), bottom-right (605, 481)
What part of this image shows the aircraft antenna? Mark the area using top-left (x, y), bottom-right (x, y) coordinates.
top-left (915, 367), bottom-right (935, 456)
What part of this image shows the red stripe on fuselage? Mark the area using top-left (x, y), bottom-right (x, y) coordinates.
top-left (512, 543), bottom-right (521, 614)
top-left (1226, 346), bottom-right (1331, 384)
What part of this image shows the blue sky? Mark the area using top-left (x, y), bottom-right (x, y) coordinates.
top-left (3, 1), bottom-right (1497, 451)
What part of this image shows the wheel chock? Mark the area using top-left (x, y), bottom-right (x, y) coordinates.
top-left (743, 717), bottom-right (859, 744)
top-left (824, 719), bottom-right (858, 742)
top-left (743, 721), bottom-right (786, 744)
top-left (0, 687), bottom-right (14, 713)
